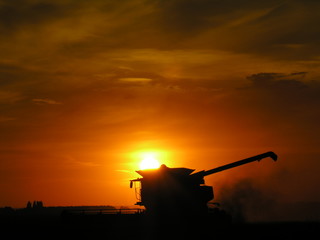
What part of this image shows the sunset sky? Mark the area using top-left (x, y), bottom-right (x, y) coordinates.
top-left (1, 0), bottom-right (320, 216)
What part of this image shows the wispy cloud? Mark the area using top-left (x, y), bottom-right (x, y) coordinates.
top-left (0, 116), bottom-right (15, 122)
top-left (32, 98), bottom-right (62, 105)
top-left (0, 90), bottom-right (22, 103)
top-left (118, 78), bottom-right (152, 83)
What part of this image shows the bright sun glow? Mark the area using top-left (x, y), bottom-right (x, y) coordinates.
top-left (139, 153), bottom-right (161, 170)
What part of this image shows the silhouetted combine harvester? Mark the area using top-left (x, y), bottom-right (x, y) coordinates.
top-left (63, 152), bottom-right (277, 226)
top-left (130, 151), bottom-right (277, 223)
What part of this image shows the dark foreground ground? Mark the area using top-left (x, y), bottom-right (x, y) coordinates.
top-left (0, 213), bottom-right (319, 240)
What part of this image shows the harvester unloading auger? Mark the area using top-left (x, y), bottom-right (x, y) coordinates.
top-left (130, 151), bottom-right (277, 217)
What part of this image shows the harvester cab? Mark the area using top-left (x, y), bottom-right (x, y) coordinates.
top-left (130, 151), bottom-right (277, 217)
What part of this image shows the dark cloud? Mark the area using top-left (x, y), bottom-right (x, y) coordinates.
top-left (151, 0), bottom-right (320, 59)
top-left (0, 0), bottom-right (85, 36)
top-left (244, 72), bottom-right (319, 107)
top-left (1, 0), bottom-right (319, 60)
top-left (246, 72), bottom-right (308, 89)
top-left (153, 0), bottom-right (278, 32)
top-left (247, 2), bottom-right (320, 59)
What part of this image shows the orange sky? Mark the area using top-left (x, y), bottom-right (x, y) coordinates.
top-left (1, 0), bottom-right (320, 213)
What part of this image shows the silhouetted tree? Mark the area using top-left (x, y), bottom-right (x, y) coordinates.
top-left (37, 201), bottom-right (43, 208)
top-left (32, 200), bottom-right (44, 208)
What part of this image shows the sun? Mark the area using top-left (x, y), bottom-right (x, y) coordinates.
top-left (139, 153), bottom-right (161, 170)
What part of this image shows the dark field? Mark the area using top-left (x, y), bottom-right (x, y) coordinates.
top-left (0, 210), bottom-right (319, 240)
